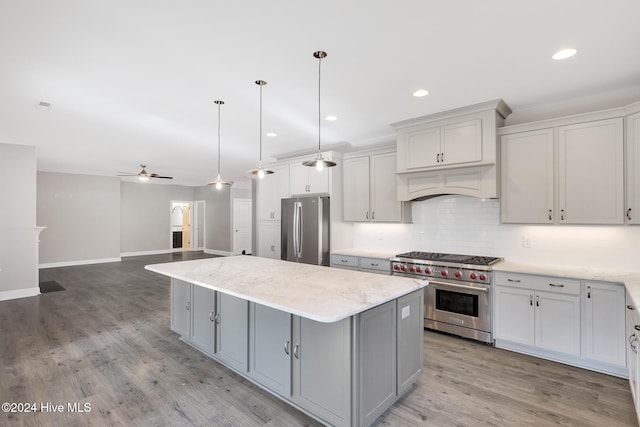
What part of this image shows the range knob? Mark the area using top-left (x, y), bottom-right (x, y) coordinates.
top-left (479, 274), bottom-right (487, 281)
top-left (469, 272), bottom-right (477, 280)
top-left (415, 267), bottom-right (422, 273)
top-left (424, 268), bottom-right (431, 274)
top-left (408, 266), bottom-right (415, 272)
top-left (400, 265), bottom-right (406, 271)
top-left (454, 271), bottom-right (461, 278)
top-left (393, 264), bottom-right (400, 270)
top-left (440, 270), bottom-right (448, 277)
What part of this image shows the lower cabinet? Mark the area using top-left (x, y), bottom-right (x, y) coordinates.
top-left (494, 272), bottom-right (627, 377)
top-left (216, 293), bottom-right (249, 372)
top-left (626, 293), bottom-right (640, 420)
top-left (170, 279), bottom-right (191, 337)
top-left (396, 290), bottom-right (425, 396)
top-left (258, 221), bottom-right (281, 259)
top-left (331, 253), bottom-right (391, 275)
top-left (190, 284), bottom-right (216, 354)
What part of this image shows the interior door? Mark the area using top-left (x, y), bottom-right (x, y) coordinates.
top-left (232, 198), bottom-right (253, 255)
top-left (193, 200), bottom-right (205, 250)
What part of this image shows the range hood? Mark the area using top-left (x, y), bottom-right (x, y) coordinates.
top-left (391, 99), bottom-right (511, 201)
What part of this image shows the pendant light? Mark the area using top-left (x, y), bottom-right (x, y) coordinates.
top-left (249, 80), bottom-right (274, 179)
top-left (302, 51), bottom-right (336, 171)
top-left (208, 100), bottom-right (233, 190)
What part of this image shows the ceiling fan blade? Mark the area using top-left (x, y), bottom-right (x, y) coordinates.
top-left (149, 174), bottom-right (173, 179)
top-left (117, 173), bottom-right (138, 176)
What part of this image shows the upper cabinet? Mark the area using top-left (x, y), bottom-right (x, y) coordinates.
top-left (290, 162), bottom-right (330, 195)
top-left (258, 164), bottom-right (290, 221)
top-left (500, 112), bottom-right (626, 224)
top-left (627, 111), bottom-right (640, 224)
top-left (392, 99), bottom-right (511, 200)
top-left (343, 149), bottom-right (411, 223)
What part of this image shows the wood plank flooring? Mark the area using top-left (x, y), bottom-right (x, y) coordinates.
top-left (0, 252), bottom-right (636, 426)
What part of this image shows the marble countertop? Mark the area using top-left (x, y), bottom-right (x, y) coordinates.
top-left (331, 248), bottom-right (397, 259)
top-left (145, 256), bottom-right (426, 323)
top-left (494, 261), bottom-right (640, 308)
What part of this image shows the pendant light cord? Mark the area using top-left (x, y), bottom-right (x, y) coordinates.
top-left (217, 102), bottom-right (221, 175)
top-left (259, 83), bottom-right (263, 162)
top-left (317, 54), bottom-right (322, 153)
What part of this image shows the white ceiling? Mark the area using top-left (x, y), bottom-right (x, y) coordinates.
top-left (1, 1), bottom-right (639, 186)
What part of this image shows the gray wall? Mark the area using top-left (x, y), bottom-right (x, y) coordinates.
top-left (37, 172), bottom-right (121, 265)
top-left (120, 182), bottom-right (195, 254)
top-left (195, 185), bottom-right (231, 253)
top-left (0, 143), bottom-right (37, 297)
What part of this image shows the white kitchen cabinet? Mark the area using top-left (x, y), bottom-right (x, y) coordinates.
top-left (258, 221), bottom-right (280, 260)
top-left (331, 252), bottom-right (391, 275)
top-left (190, 284), bottom-right (216, 355)
top-left (344, 151), bottom-right (410, 223)
top-left (249, 303), bottom-right (292, 397)
top-left (582, 281), bottom-right (626, 368)
top-left (290, 162), bottom-right (329, 195)
top-left (500, 129), bottom-right (554, 223)
top-left (627, 111), bottom-right (640, 224)
top-left (558, 118), bottom-right (624, 224)
top-left (494, 272), bottom-right (581, 357)
top-left (171, 278), bottom-right (191, 337)
top-left (258, 164), bottom-right (290, 221)
top-left (626, 294), bottom-right (640, 416)
top-left (216, 293), bottom-right (249, 373)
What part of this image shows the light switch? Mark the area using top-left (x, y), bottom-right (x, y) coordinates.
top-left (401, 305), bottom-right (410, 319)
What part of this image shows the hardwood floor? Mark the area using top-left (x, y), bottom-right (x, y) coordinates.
top-left (0, 252), bottom-right (636, 426)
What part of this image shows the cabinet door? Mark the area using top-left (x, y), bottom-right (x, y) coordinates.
top-left (358, 300), bottom-right (397, 427)
top-left (370, 152), bottom-right (402, 222)
top-left (308, 164), bottom-right (330, 194)
top-left (396, 290), bottom-right (424, 396)
top-left (627, 112), bottom-right (640, 224)
top-left (535, 291), bottom-right (580, 356)
top-left (292, 316), bottom-right (351, 427)
top-left (343, 156), bottom-right (370, 221)
top-left (402, 126), bottom-right (441, 169)
top-left (558, 118), bottom-right (624, 224)
top-left (215, 293), bottom-right (249, 372)
top-left (626, 299), bottom-right (640, 410)
top-left (258, 164), bottom-right (289, 221)
top-left (583, 281), bottom-right (626, 367)
top-left (494, 286), bottom-right (534, 346)
top-left (500, 129), bottom-right (554, 223)
top-left (249, 304), bottom-right (292, 397)
top-left (190, 285), bottom-right (216, 354)
top-left (258, 221), bottom-right (280, 259)
top-left (171, 278), bottom-right (191, 337)
top-left (440, 119), bottom-right (482, 166)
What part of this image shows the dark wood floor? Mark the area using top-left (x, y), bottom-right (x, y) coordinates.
top-left (1, 252), bottom-right (636, 426)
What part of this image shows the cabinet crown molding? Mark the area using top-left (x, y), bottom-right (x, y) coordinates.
top-left (391, 99), bottom-right (511, 130)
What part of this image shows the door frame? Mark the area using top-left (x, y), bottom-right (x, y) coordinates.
top-left (232, 198), bottom-right (253, 255)
top-left (193, 200), bottom-right (206, 250)
top-left (169, 200), bottom-right (194, 252)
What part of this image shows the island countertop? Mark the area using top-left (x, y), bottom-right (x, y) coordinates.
top-left (145, 255), bottom-right (426, 323)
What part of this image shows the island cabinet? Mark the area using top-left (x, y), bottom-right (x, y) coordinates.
top-left (215, 293), bottom-right (249, 373)
top-left (494, 271), bottom-right (627, 377)
top-left (500, 115), bottom-right (624, 225)
top-left (626, 292), bottom-right (640, 419)
top-left (170, 279), bottom-right (216, 355)
top-left (170, 279), bottom-right (191, 337)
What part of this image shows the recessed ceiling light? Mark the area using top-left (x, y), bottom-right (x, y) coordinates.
top-left (266, 132), bottom-right (277, 137)
top-left (552, 48), bottom-right (577, 60)
top-left (325, 115), bottom-right (337, 121)
top-left (37, 101), bottom-right (52, 110)
top-left (413, 89), bottom-right (429, 97)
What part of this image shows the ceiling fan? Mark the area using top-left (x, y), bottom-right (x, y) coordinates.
top-left (117, 164), bottom-right (173, 181)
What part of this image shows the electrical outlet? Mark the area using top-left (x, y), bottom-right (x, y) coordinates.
top-left (522, 237), bottom-right (532, 248)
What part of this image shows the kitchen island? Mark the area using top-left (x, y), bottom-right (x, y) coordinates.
top-left (146, 256), bottom-right (426, 427)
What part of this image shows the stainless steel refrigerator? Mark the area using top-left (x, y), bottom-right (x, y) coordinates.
top-left (281, 196), bottom-right (330, 266)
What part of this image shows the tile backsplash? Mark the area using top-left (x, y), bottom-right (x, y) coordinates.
top-left (353, 195), bottom-right (640, 272)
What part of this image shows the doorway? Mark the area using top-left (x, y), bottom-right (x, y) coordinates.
top-left (170, 201), bottom-right (193, 251)
top-left (232, 198), bottom-right (252, 255)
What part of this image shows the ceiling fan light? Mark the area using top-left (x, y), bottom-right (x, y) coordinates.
top-left (138, 175), bottom-right (149, 181)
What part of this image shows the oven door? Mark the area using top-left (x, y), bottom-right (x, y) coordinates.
top-left (425, 280), bottom-right (491, 333)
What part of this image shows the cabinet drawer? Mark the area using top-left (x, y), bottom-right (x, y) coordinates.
top-left (359, 257), bottom-right (390, 274)
top-left (494, 272), bottom-right (581, 295)
top-left (331, 254), bottom-right (359, 269)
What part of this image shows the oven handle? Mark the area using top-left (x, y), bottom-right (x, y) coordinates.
top-left (431, 282), bottom-right (489, 293)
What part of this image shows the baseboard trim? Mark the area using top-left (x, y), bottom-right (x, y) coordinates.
top-left (204, 249), bottom-right (232, 256)
top-left (39, 257), bottom-right (122, 269)
top-left (121, 249), bottom-right (173, 257)
top-left (0, 287), bottom-right (40, 302)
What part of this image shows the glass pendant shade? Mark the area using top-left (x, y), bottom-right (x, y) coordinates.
top-left (249, 80), bottom-right (274, 178)
top-left (303, 51), bottom-right (336, 170)
top-left (208, 100), bottom-right (232, 189)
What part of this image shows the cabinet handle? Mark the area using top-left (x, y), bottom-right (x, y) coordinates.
top-left (372, 211), bottom-right (375, 220)
top-left (341, 259), bottom-right (348, 263)
top-left (270, 245), bottom-right (275, 252)
top-left (366, 212), bottom-right (369, 220)
top-left (587, 286), bottom-right (591, 298)
top-left (186, 301), bottom-right (190, 311)
top-left (549, 283), bottom-right (564, 288)
top-left (507, 278), bottom-right (521, 283)
top-left (371, 263), bottom-right (379, 267)
top-left (636, 325), bottom-right (640, 332)
top-left (628, 208), bottom-right (633, 221)
top-left (548, 209), bottom-right (552, 221)
top-left (535, 295), bottom-right (539, 307)
top-left (441, 152), bottom-right (444, 163)
top-left (436, 153), bottom-right (440, 163)
top-left (631, 334), bottom-right (638, 353)
top-left (209, 311), bottom-right (214, 322)
top-left (214, 313), bottom-right (220, 325)
top-left (284, 340), bottom-right (290, 355)
top-left (628, 305), bottom-right (635, 310)
top-left (529, 294), bottom-right (533, 306)
top-left (560, 209), bottom-right (565, 221)
top-left (293, 344), bottom-right (300, 359)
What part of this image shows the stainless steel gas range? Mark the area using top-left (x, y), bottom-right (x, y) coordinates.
top-left (390, 252), bottom-right (502, 344)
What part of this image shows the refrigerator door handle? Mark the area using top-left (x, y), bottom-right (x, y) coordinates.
top-left (292, 202), bottom-right (299, 258)
top-left (296, 201), bottom-right (303, 259)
